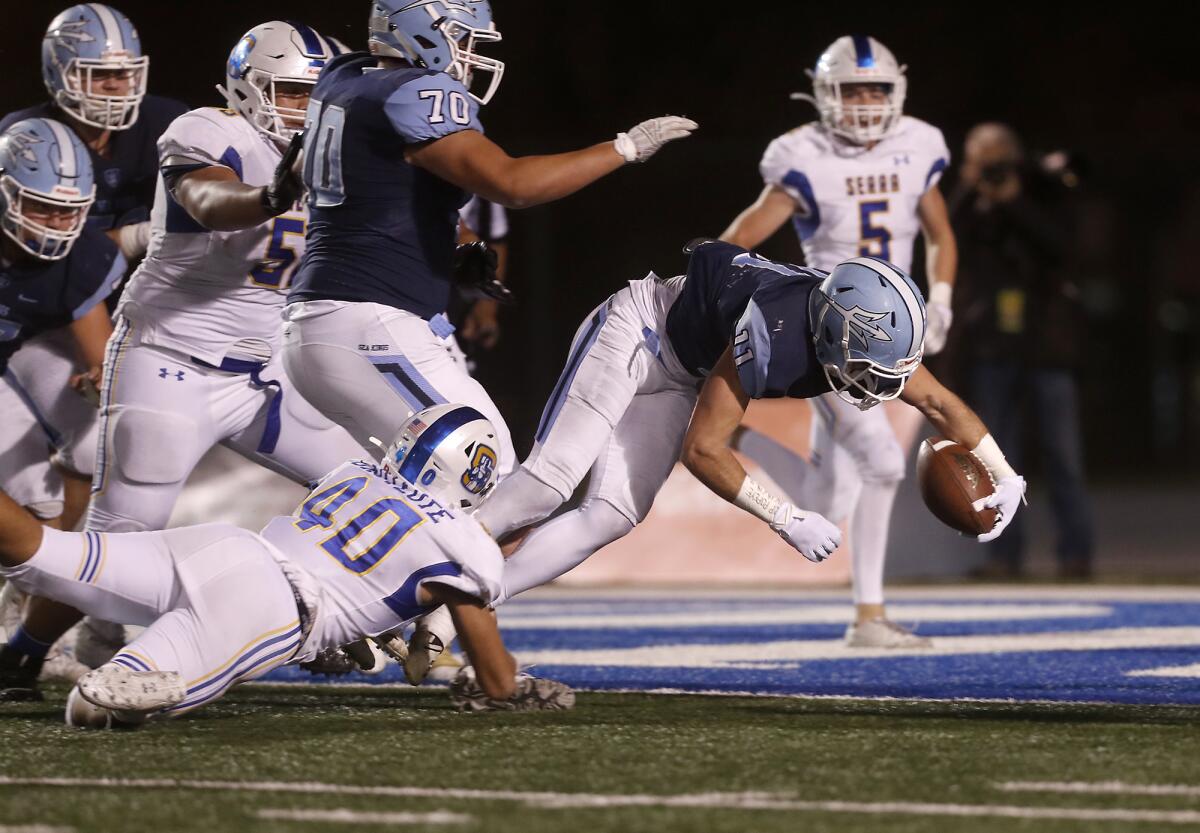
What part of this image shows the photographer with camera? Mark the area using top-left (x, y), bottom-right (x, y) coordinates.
top-left (950, 122), bottom-right (1094, 580)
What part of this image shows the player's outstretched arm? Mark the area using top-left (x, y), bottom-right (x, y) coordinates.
top-left (428, 584), bottom-right (517, 700)
top-left (171, 134), bottom-right (303, 232)
top-left (719, 185), bottom-right (797, 251)
top-left (0, 489), bottom-right (47, 567)
top-left (901, 366), bottom-right (1026, 541)
top-left (407, 116), bottom-right (697, 210)
top-left (680, 347), bottom-right (841, 562)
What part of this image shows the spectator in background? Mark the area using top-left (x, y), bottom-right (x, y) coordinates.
top-left (950, 123), bottom-right (1094, 580)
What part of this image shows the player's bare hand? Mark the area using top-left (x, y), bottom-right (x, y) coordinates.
top-left (614, 116), bottom-right (698, 163)
top-left (769, 503), bottom-right (841, 563)
top-left (462, 300), bottom-right (500, 350)
top-left (973, 475), bottom-right (1027, 543)
top-left (70, 367), bottom-right (102, 406)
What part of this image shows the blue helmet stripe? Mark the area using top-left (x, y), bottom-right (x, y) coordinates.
top-left (286, 20), bottom-right (325, 57)
top-left (398, 406), bottom-right (486, 483)
top-left (852, 35), bottom-right (875, 68)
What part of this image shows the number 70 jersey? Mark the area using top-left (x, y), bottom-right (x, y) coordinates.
top-left (259, 460), bottom-right (504, 650)
top-left (759, 116), bottom-right (950, 273)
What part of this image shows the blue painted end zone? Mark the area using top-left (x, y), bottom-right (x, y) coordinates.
top-left (262, 592), bottom-right (1200, 705)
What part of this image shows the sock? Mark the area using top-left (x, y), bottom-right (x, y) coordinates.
top-left (7, 625), bottom-right (51, 660)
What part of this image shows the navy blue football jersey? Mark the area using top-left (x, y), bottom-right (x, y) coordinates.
top-left (0, 227), bottom-right (125, 374)
top-left (665, 240), bottom-right (830, 400)
top-left (0, 95), bottom-right (188, 231)
top-left (289, 53), bottom-right (482, 318)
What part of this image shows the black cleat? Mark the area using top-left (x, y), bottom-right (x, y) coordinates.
top-left (0, 646), bottom-right (45, 702)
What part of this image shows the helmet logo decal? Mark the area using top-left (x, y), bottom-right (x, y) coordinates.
top-left (4, 131), bottom-right (43, 166)
top-left (396, 0), bottom-right (486, 13)
top-left (228, 34), bottom-right (257, 79)
top-left (49, 20), bottom-right (97, 56)
top-left (462, 443), bottom-right (496, 494)
top-left (836, 302), bottom-right (893, 344)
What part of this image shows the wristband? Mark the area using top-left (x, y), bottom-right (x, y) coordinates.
top-left (613, 133), bottom-right (637, 163)
top-left (734, 476), bottom-right (782, 523)
top-left (970, 433), bottom-right (1018, 482)
top-left (116, 221), bottom-right (150, 260)
top-left (929, 281), bottom-right (953, 308)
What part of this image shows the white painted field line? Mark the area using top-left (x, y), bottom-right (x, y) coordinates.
top-left (998, 781), bottom-right (1200, 798)
top-left (1127, 663), bottom-right (1200, 678)
top-left (499, 603), bottom-right (1110, 630)
top-left (514, 625), bottom-right (1200, 667)
top-left (258, 809), bottom-right (470, 825)
top-left (0, 827), bottom-right (74, 833)
top-left (5, 778), bottom-right (1200, 823)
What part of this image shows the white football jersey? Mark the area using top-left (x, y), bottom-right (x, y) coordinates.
top-left (260, 460), bottom-right (503, 652)
top-left (118, 107), bottom-right (307, 364)
top-left (760, 116), bottom-right (949, 272)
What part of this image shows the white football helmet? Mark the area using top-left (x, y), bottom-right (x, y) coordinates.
top-left (217, 21), bottom-right (338, 145)
top-left (382, 404), bottom-right (500, 510)
top-left (794, 35), bottom-right (907, 144)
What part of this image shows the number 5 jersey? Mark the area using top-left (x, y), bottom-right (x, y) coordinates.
top-left (117, 106), bottom-right (308, 366)
top-left (759, 115), bottom-right (949, 273)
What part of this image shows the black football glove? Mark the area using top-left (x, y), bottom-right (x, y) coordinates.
top-left (261, 131), bottom-right (305, 216)
top-left (453, 240), bottom-right (514, 304)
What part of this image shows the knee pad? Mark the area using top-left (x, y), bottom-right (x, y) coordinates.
top-left (583, 498), bottom-right (637, 547)
top-left (111, 407), bottom-right (197, 486)
top-left (857, 433), bottom-right (906, 485)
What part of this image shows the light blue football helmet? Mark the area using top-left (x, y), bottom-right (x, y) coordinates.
top-left (809, 256), bottom-right (927, 410)
top-left (382, 403), bottom-right (500, 509)
top-left (42, 4), bottom-right (148, 130)
top-left (0, 118), bottom-right (96, 261)
top-left (367, 0), bottom-right (503, 104)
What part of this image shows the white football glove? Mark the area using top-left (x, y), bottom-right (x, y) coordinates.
top-left (769, 503), bottom-right (842, 563)
top-left (614, 116), bottom-right (698, 163)
top-left (924, 282), bottom-right (953, 355)
top-left (973, 475), bottom-right (1027, 543)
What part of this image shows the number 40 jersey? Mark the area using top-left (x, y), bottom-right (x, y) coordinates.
top-left (760, 115), bottom-right (949, 273)
top-left (260, 460), bottom-right (504, 652)
top-left (117, 107), bottom-right (308, 366)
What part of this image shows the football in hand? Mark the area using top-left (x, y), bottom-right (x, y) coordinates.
top-left (916, 438), bottom-right (998, 535)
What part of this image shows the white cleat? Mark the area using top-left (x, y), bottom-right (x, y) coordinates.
top-left (76, 665), bottom-right (186, 712)
top-left (404, 628), bottom-right (446, 685)
top-left (844, 617), bottom-right (933, 649)
top-left (40, 642), bottom-right (89, 685)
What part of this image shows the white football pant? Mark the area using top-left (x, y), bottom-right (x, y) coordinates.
top-left (0, 374), bottom-right (60, 519)
top-left (88, 317), bottom-right (364, 533)
top-left (0, 523), bottom-right (311, 715)
top-left (281, 300), bottom-right (515, 476)
top-left (473, 275), bottom-right (700, 602)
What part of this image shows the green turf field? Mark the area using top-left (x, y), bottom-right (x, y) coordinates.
top-left (2, 684), bottom-right (1199, 832)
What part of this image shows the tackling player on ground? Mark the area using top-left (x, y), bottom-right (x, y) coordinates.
top-left (719, 35), bottom-right (958, 647)
top-left (473, 242), bottom-right (1023, 604)
top-left (0, 405), bottom-right (572, 727)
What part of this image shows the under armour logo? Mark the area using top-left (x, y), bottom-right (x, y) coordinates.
top-left (837, 303), bottom-right (893, 344)
top-left (893, 154), bottom-right (910, 166)
top-left (158, 368), bottom-right (185, 381)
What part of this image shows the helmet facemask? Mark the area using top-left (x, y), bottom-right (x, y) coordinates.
top-left (0, 178), bottom-right (94, 261)
top-left (813, 77), bottom-right (906, 145)
top-left (56, 54), bottom-right (149, 130)
top-left (441, 19), bottom-right (503, 104)
top-left (240, 72), bottom-right (315, 144)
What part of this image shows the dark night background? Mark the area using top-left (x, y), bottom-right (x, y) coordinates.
top-left (2, 2), bottom-right (1198, 483)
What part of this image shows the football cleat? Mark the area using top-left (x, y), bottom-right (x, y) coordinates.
top-left (0, 646), bottom-right (44, 702)
top-left (65, 684), bottom-right (145, 730)
top-left (403, 628), bottom-right (445, 685)
top-left (844, 617), bottom-right (933, 649)
top-left (40, 641), bottom-right (89, 685)
top-left (449, 666), bottom-right (575, 713)
top-left (76, 665), bottom-right (186, 712)
top-left (298, 647), bottom-right (359, 676)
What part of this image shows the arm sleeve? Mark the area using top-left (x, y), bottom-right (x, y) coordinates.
top-left (383, 74), bottom-right (484, 144)
top-left (65, 231), bottom-right (126, 320)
